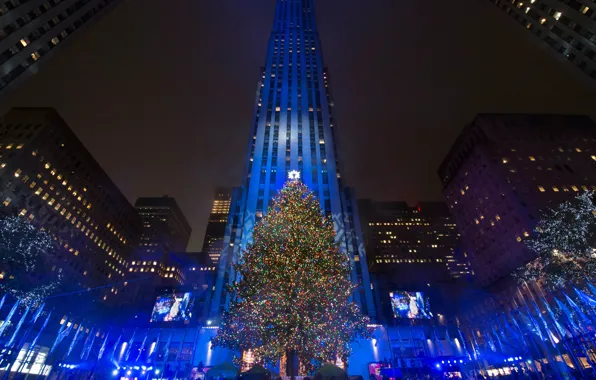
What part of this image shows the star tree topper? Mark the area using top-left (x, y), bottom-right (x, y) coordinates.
top-left (288, 170), bottom-right (300, 181)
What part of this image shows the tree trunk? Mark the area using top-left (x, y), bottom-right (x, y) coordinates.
top-left (286, 350), bottom-right (298, 378)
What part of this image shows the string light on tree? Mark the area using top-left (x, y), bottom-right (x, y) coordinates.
top-left (212, 179), bottom-right (371, 372)
top-left (0, 215), bottom-right (61, 307)
top-left (516, 191), bottom-right (596, 289)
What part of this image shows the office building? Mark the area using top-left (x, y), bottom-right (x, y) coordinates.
top-left (211, 0), bottom-right (375, 319)
top-left (201, 188), bottom-right (231, 263)
top-left (358, 200), bottom-right (470, 283)
top-left (0, 0), bottom-right (123, 97)
top-left (438, 113), bottom-right (596, 287)
top-left (135, 196), bottom-right (191, 254)
top-left (122, 196), bottom-right (192, 311)
top-left (0, 107), bottom-right (141, 305)
top-left (488, 0), bottom-right (596, 84)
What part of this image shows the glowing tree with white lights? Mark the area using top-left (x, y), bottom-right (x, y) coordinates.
top-left (0, 215), bottom-right (61, 306)
top-left (517, 191), bottom-right (596, 289)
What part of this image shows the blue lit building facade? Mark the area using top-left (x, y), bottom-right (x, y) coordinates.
top-left (210, 0), bottom-right (375, 320)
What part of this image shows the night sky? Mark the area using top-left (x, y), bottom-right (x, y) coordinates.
top-left (2, 0), bottom-right (596, 251)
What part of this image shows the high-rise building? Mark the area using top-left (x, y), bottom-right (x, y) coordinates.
top-left (0, 107), bottom-right (141, 306)
top-left (0, 0), bottom-right (123, 97)
top-left (201, 188), bottom-right (231, 263)
top-left (135, 196), bottom-right (191, 254)
top-left (438, 113), bottom-right (596, 287)
top-left (487, 0), bottom-right (596, 85)
top-left (358, 200), bottom-right (469, 283)
top-left (211, 0), bottom-right (375, 319)
top-left (121, 197), bottom-right (192, 314)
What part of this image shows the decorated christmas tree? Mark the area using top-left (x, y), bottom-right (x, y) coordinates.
top-left (212, 175), bottom-right (371, 373)
top-left (517, 191), bottom-right (596, 289)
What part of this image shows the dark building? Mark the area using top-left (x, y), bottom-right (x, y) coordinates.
top-left (359, 200), bottom-right (469, 283)
top-left (0, 107), bottom-right (141, 307)
top-left (358, 200), bottom-right (470, 323)
top-left (438, 113), bottom-right (596, 287)
top-left (211, 0), bottom-right (375, 319)
top-left (201, 188), bottom-right (231, 263)
top-left (135, 196), bottom-right (191, 254)
top-left (0, 0), bottom-right (123, 97)
top-left (121, 196), bottom-right (192, 312)
top-left (487, 0), bottom-right (596, 86)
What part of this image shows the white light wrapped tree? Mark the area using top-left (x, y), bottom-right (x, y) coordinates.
top-left (0, 215), bottom-right (61, 306)
top-left (516, 191), bottom-right (596, 289)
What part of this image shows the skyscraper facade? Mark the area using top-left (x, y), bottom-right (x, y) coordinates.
top-left (0, 0), bottom-right (123, 97)
top-left (438, 113), bottom-right (596, 287)
top-left (358, 200), bottom-right (470, 283)
top-left (488, 0), bottom-right (596, 84)
top-left (211, 0), bottom-right (375, 319)
top-left (0, 107), bottom-right (141, 306)
top-left (201, 188), bottom-right (232, 263)
top-left (135, 196), bottom-right (191, 254)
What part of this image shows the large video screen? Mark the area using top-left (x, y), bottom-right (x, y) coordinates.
top-left (389, 291), bottom-right (431, 319)
top-left (150, 292), bottom-right (194, 323)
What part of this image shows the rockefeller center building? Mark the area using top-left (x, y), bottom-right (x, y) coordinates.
top-left (201, 188), bottom-right (232, 263)
top-left (210, 0), bottom-right (375, 320)
top-left (0, 0), bottom-right (124, 98)
top-left (0, 107), bottom-right (141, 307)
top-left (438, 113), bottom-right (596, 288)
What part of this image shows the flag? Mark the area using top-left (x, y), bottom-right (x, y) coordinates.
top-left (574, 287), bottom-right (596, 309)
top-left (434, 328), bottom-right (444, 356)
top-left (555, 297), bottom-right (581, 335)
top-left (148, 330), bottom-right (161, 359)
top-left (162, 333), bottom-right (172, 361)
top-left (81, 328), bottom-right (96, 360)
top-left (29, 310), bottom-right (51, 352)
top-left (31, 303), bottom-right (45, 324)
top-left (124, 329), bottom-right (136, 361)
top-left (0, 294), bottom-right (6, 311)
top-left (587, 281), bottom-right (596, 298)
top-left (6, 306), bottom-right (30, 347)
top-left (50, 317), bottom-right (72, 354)
top-left (543, 299), bottom-right (568, 338)
top-left (0, 300), bottom-right (20, 337)
top-left (564, 294), bottom-right (592, 326)
top-left (109, 334), bottom-right (122, 362)
top-left (66, 323), bottom-right (85, 357)
top-left (136, 330), bottom-right (148, 362)
top-left (98, 332), bottom-right (109, 360)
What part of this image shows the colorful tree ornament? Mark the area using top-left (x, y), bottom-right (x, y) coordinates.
top-left (517, 191), bottom-right (596, 289)
top-left (212, 179), bottom-right (371, 372)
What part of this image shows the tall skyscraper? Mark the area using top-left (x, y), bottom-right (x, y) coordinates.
top-left (488, 0), bottom-right (596, 85)
top-left (358, 200), bottom-right (470, 283)
top-left (201, 188), bottom-right (232, 263)
top-left (0, 0), bottom-right (123, 97)
top-left (135, 196), bottom-right (191, 254)
top-left (211, 0), bottom-right (375, 319)
top-left (0, 107), bottom-right (141, 305)
top-left (439, 113), bottom-right (596, 287)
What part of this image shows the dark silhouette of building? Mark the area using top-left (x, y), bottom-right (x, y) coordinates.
top-left (0, 107), bottom-right (141, 307)
top-left (201, 188), bottom-right (231, 263)
top-left (439, 113), bottom-right (596, 287)
top-left (135, 196), bottom-right (191, 254)
top-left (487, 0), bottom-right (596, 86)
top-left (0, 0), bottom-right (123, 98)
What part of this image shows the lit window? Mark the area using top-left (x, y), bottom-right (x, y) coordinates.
top-left (20, 38), bottom-right (28, 47)
top-left (552, 186), bottom-right (560, 192)
top-left (48, 198), bottom-right (55, 206)
top-left (529, 156), bottom-right (535, 161)
top-left (275, 107), bottom-right (281, 112)
top-left (523, 231), bottom-right (530, 237)
top-left (516, 236), bottom-right (522, 242)
top-left (502, 158), bottom-right (509, 164)
top-left (16, 144), bottom-right (23, 149)
top-left (5, 144), bottom-right (12, 149)
top-left (495, 215), bottom-right (501, 221)
top-left (538, 185), bottom-right (545, 192)
top-left (31, 52), bottom-right (40, 61)
top-left (42, 193), bottom-right (49, 200)
top-left (571, 185), bottom-right (579, 192)
top-left (540, 18), bottom-right (547, 24)
top-left (581, 6), bottom-right (590, 14)
top-left (51, 37), bottom-right (59, 45)
top-left (553, 11), bottom-right (562, 20)
top-left (3, 197), bottom-right (11, 206)
top-left (44, 163), bottom-right (50, 169)
top-left (19, 209), bottom-right (27, 216)
top-left (32, 150), bottom-right (37, 156)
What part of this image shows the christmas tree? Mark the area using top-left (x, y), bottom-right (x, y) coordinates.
top-left (211, 177), bottom-right (371, 372)
top-left (517, 191), bottom-right (596, 289)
